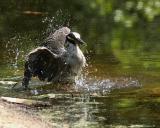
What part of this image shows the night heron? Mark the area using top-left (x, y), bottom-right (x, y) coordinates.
top-left (22, 27), bottom-right (86, 88)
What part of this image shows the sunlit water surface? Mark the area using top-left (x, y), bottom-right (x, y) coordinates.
top-left (0, 51), bottom-right (160, 127)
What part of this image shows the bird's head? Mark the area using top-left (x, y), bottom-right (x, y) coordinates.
top-left (66, 32), bottom-right (85, 45)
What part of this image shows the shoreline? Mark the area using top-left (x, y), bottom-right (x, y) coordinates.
top-left (0, 100), bottom-right (52, 128)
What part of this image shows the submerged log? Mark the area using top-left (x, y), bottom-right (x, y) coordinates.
top-left (0, 81), bottom-right (18, 86)
top-left (1, 76), bottom-right (22, 81)
top-left (1, 96), bottom-right (50, 107)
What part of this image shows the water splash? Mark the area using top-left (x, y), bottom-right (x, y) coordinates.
top-left (3, 34), bottom-right (36, 68)
top-left (75, 74), bottom-right (141, 95)
top-left (42, 10), bottom-right (71, 37)
top-left (5, 36), bottom-right (20, 67)
top-left (12, 48), bottom-right (19, 68)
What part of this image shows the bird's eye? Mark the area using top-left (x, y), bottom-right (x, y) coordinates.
top-left (67, 34), bottom-right (75, 43)
top-left (67, 36), bottom-right (73, 40)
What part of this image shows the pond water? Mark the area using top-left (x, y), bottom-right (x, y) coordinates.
top-left (0, 1), bottom-right (160, 127)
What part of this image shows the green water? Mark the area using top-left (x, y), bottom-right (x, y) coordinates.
top-left (1, 0), bottom-right (160, 127)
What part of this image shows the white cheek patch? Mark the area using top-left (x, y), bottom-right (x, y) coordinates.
top-left (72, 32), bottom-right (80, 39)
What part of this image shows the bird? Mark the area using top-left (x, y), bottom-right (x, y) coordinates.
top-left (22, 27), bottom-right (86, 88)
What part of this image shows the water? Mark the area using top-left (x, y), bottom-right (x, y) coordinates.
top-left (0, 52), bottom-right (159, 127)
top-left (1, 1), bottom-right (160, 127)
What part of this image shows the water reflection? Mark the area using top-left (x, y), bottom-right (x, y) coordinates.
top-left (0, 46), bottom-right (160, 127)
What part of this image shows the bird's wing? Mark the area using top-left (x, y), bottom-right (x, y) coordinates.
top-left (27, 47), bottom-right (64, 82)
top-left (42, 27), bottom-right (70, 54)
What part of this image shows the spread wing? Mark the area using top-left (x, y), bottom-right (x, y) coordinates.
top-left (26, 47), bottom-right (65, 82)
top-left (41, 27), bottom-right (70, 54)
top-left (22, 27), bottom-right (71, 88)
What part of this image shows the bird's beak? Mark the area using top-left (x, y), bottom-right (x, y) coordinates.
top-left (76, 38), bottom-right (85, 45)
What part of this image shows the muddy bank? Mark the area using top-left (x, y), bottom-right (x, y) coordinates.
top-left (0, 100), bottom-right (52, 128)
